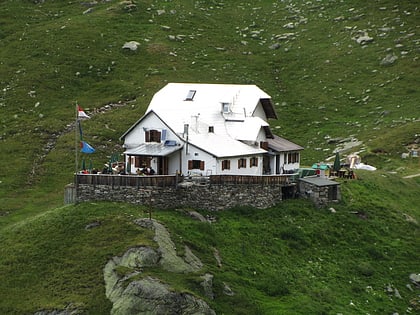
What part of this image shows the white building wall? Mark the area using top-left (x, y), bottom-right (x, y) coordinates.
top-left (181, 144), bottom-right (217, 176)
top-left (167, 150), bottom-right (182, 175)
top-left (217, 155), bottom-right (262, 175)
top-left (253, 102), bottom-right (268, 121)
top-left (124, 113), bottom-right (180, 148)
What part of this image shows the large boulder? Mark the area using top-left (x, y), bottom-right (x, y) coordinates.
top-left (104, 218), bottom-right (215, 315)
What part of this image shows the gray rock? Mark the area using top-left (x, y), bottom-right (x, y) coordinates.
top-left (188, 210), bottom-right (207, 222)
top-left (83, 8), bottom-right (93, 15)
top-left (122, 41), bottom-right (140, 51)
top-left (409, 273), bottom-right (420, 286)
top-left (223, 282), bottom-right (235, 296)
top-left (34, 303), bottom-right (82, 315)
top-left (380, 54), bottom-right (398, 66)
top-left (269, 43), bottom-right (281, 50)
top-left (110, 276), bottom-right (215, 315)
top-left (85, 221), bottom-right (101, 230)
top-left (200, 273), bottom-right (214, 300)
top-left (104, 218), bottom-right (214, 315)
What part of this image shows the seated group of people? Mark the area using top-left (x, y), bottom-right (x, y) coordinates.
top-left (81, 164), bottom-right (156, 176)
top-left (136, 166), bottom-right (155, 175)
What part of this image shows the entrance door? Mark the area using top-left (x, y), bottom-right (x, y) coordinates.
top-left (158, 156), bottom-right (169, 175)
top-left (263, 155), bottom-right (271, 174)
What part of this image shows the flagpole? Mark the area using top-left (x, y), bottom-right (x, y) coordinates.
top-left (75, 101), bottom-right (78, 175)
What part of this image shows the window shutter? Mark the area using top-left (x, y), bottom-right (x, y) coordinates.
top-left (238, 159), bottom-right (241, 168)
top-left (188, 160), bottom-right (193, 170)
top-left (260, 141), bottom-right (268, 150)
top-left (145, 130), bottom-right (150, 142)
top-left (227, 160), bottom-right (230, 169)
top-left (200, 161), bottom-right (205, 171)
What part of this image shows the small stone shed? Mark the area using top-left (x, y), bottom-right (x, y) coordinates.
top-left (299, 176), bottom-right (341, 206)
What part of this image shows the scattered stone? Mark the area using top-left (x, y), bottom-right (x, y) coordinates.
top-left (409, 273), bottom-right (420, 287)
top-left (122, 41), bottom-right (140, 51)
top-left (213, 247), bottom-right (222, 268)
top-left (269, 43), bottom-right (281, 50)
top-left (354, 32), bottom-right (374, 45)
top-left (283, 22), bottom-right (295, 29)
top-left (223, 282), bottom-right (235, 296)
top-left (188, 210), bottom-right (207, 222)
top-left (83, 8), bottom-right (93, 15)
top-left (85, 220), bottom-right (101, 230)
top-left (403, 214), bottom-right (418, 224)
top-left (380, 54), bottom-right (398, 66)
top-left (120, 0), bottom-right (137, 11)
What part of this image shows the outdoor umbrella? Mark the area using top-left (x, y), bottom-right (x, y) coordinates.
top-left (126, 159), bottom-right (131, 174)
top-left (311, 163), bottom-right (329, 170)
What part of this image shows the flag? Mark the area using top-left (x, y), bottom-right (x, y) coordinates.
top-left (80, 141), bottom-right (95, 154)
top-left (77, 105), bottom-right (90, 119)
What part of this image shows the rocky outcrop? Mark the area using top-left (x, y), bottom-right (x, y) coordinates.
top-left (104, 218), bottom-right (215, 315)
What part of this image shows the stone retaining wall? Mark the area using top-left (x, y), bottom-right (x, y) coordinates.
top-left (76, 181), bottom-right (291, 211)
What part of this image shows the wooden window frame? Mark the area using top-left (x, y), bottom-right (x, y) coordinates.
top-left (238, 158), bottom-right (247, 169)
top-left (222, 159), bottom-right (230, 170)
top-left (250, 156), bottom-right (258, 167)
top-left (188, 160), bottom-right (205, 170)
top-left (145, 129), bottom-right (161, 143)
top-left (287, 152), bottom-right (299, 164)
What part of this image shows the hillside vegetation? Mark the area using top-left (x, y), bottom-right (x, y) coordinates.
top-left (0, 0), bottom-right (419, 314)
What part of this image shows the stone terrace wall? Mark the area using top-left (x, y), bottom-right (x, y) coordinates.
top-left (76, 182), bottom-right (287, 211)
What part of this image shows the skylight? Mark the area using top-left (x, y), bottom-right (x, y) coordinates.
top-left (185, 90), bottom-right (196, 101)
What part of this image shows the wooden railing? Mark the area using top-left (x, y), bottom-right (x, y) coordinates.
top-left (75, 174), bottom-right (178, 187)
top-left (75, 173), bottom-right (298, 187)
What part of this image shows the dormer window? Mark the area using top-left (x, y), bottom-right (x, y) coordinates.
top-left (185, 90), bottom-right (196, 101)
top-left (221, 102), bottom-right (230, 113)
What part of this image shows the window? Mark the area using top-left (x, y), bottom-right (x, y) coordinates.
top-left (145, 129), bottom-right (161, 143)
top-left (222, 160), bottom-right (230, 170)
top-left (188, 160), bottom-right (205, 170)
top-left (250, 157), bottom-right (258, 167)
top-left (185, 90), bottom-right (196, 101)
top-left (208, 126), bottom-right (214, 133)
top-left (287, 152), bottom-right (299, 164)
top-left (238, 158), bottom-right (247, 169)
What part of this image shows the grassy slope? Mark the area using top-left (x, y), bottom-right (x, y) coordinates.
top-left (0, 0), bottom-right (419, 314)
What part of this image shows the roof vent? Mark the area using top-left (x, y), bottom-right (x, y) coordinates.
top-left (221, 102), bottom-right (231, 113)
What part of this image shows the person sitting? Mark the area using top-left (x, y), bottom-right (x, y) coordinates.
top-left (102, 164), bottom-right (109, 174)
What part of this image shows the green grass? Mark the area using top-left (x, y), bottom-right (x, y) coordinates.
top-left (1, 180), bottom-right (418, 314)
top-left (0, 0), bottom-right (419, 314)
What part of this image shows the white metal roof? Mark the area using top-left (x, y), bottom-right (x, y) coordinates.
top-left (124, 142), bottom-right (183, 156)
top-left (226, 116), bottom-right (269, 141)
top-left (146, 83), bottom-right (274, 156)
top-left (145, 83), bottom-right (273, 137)
top-left (188, 133), bottom-right (266, 158)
